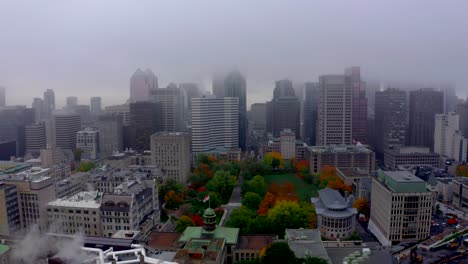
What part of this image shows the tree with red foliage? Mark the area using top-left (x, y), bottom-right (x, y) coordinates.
top-left (258, 192), bottom-right (276, 215)
top-left (192, 214), bottom-right (204, 226)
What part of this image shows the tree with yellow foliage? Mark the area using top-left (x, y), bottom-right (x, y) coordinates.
top-left (263, 152), bottom-right (284, 170)
top-left (353, 198), bottom-right (369, 216)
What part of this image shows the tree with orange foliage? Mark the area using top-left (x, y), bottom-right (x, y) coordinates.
top-left (295, 160), bottom-right (309, 178)
top-left (164, 190), bottom-right (184, 210)
top-left (353, 198), bottom-right (369, 216)
top-left (319, 166), bottom-right (353, 193)
top-left (258, 192), bottom-right (276, 215)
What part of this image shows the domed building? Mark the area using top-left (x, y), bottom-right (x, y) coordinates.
top-left (311, 188), bottom-right (357, 240)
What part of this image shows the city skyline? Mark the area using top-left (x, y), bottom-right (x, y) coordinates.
top-left (1, 1), bottom-right (468, 108)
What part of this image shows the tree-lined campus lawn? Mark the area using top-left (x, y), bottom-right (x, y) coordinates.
top-left (264, 173), bottom-right (319, 201)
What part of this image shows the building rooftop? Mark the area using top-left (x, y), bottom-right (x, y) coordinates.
top-left (173, 238), bottom-right (225, 264)
top-left (337, 168), bottom-right (370, 179)
top-left (381, 170), bottom-right (423, 183)
top-left (0, 161), bottom-right (32, 175)
top-left (308, 145), bottom-right (373, 154)
top-left (179, 226), bottom-right (240, 245)
top-left (238, 235), bottom-right (276, 250)
top-left (376, 170), bottom-right (429, 193)
top-left (285, 229), bottom-right (331, 263)
top-left (311, 188), bottom-right (357, 218)
top-left (48, 191), bottom-right (102, 209)
top-left (148, 232), bottom-right (182, 250)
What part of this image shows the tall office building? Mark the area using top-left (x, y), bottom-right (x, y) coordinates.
top-left (250, 103), bottom-right (267, 131)
top-left (76, 127), bottom-right (100, 160)
top-left (0, 183), bottom-right (20, 236)
top-left (0, 172), bottom-right (55, 231)
top-left (74, 105), bottom-right (91, 125)
top-left (457, 99), bottom-right (468, 138)
top-left (180, 83), bottom-right (200, 109)
top-left (303, 82), bottom-right (320, 145)
top-left (409, 89), bottom-right (444, 150)
top-left (374, 88), bottom-right (408, 157)
top-left (98, 114), bottom-right (123, 157)
top-left (212, 71), bottom-right (247, 150)
top-left (369, 170), bottom-right (432, 246)
top-left (54, 114), bottom-right (81, 150)
top-left (105, 104), bottom-right (131, 149)
top-left (346, 67), bottom-right (368, 144)
top-left (266, 79), bottom-right (301, 138)
top-left (129, 101), bottom-right (163, 151)
top-left (150, 132), bottom-right (191, 183)
top-left (43, 89), bottom-right (55, 120)
top-left (0, 106), bottom-right (35, 157)
top-left (151, 85), bottom-right (184, 132)
top-left (316, 75), bottom-right (352, 146)
top-left (180, 83), bottom-right (200, 127)
top-left (0, 86), bottom-right (5, 107)
top-left (32, 98), bottom-right (45, 122)
top-left (105, 104), bottom-right (131, 125)
top-left (66, 96), bottom-right (78, 111)
top-left (443, 85), bottom-right (458, 113)
top-left (130, 68), bottom-right (158, 103)
top-left (191, 96), bottom-right (239, 153)
top-left (90, 97), bottom-right (102, 115)
top-left (434, 113), bottom-right (467, 162)
top-left (25, 123), bottom-right (46, 155)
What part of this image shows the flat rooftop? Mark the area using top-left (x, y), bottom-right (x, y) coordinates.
top-left (48, 191), bottom-right (102, 209)
top-left (0, 161), bottom-right (31, 174)
top-left (309, 145), bottom-right (373, 154)
top-left (376, 170), bottom-right (428, 193)
top-left (238, 235), bottom-right (276, 250)
top-left (382, 170), bottom-right (423, 183)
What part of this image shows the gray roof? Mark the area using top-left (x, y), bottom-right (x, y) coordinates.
top-left (312, 188), bottom-right (357, 218)
top-left (317, 188), bottom-right (348, 210)
top-left (286, 229), bottom-right (331, 263)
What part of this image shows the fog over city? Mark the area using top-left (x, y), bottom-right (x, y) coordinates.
top-left (1, 0), bottom-right (467, 107)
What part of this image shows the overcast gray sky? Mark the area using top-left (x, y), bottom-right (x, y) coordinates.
top-left (1, 0), bottom-right (467, 107)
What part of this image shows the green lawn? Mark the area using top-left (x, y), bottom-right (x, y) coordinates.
top-left (264, 173), bottom-right (319, 201)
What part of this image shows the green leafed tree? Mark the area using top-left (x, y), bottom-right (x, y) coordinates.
top-left (77, 162), bottom-right (96, 172)
top-left (206, 170), bottom-right (236, 203)
top-left (267, 200), bottom-right (316, 238)
top-left (225, 207), bottom-right (255, 234)
top-left (260, 242), bottom-right (296, 264)
top-left (242, 175), bottom-right (267, 197)
top-left (242, 192), bottom-right (262, 211)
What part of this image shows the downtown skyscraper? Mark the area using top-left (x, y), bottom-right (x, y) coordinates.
top-left (130, 68), bottom-right (158, 103)
top-left (374, 88), bottom-right (408, 157)
top-left (212, 71), bottom-right (247, 150)
top-left (346, 66), bottom-right (368, 144)
top-left (266, 79), bottom-right (301, 138)
top-left (316, 75), bottom-right (352, 146)
top-left (191, 96), bottom-right (239, 153)
top-left (151, 84), bottom-right (184, 132)
top-left (43, 89), bottom-right (55, 120)
top-left (409, 88), bottom-right (444, 150)
top-left (302, 82), bottom-right (320, 145)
